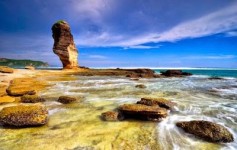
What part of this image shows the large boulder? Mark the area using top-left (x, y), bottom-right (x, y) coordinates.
top-left (0, 104), bottom-right (48, 127)
top-left (176, 120), bottom-right (234, 143)
top-left (0, 66), bottom-right (14, 73)
top-left (161, 70), bottom-right (192, 77)
top-left (101, 111), bottom-right (124, 121)
top-left (137, 97), bottom-right (177, 110)
top-left (118, 104), bottom-right (167, 121)
top-left (52, 20), bottom-right (78, 69)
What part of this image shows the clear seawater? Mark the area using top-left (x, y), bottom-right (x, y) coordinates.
top-left (0, 69), bottom-right (237, 150)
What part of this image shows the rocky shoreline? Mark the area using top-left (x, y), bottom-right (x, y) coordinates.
top-left (0, 66), bottom-right (235, 145)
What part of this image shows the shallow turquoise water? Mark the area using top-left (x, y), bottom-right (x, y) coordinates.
top-left (154, 69), bottom-right (237, 78)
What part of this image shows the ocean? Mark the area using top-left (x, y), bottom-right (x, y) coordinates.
top-left (0, 69), bottom-right (236, 150)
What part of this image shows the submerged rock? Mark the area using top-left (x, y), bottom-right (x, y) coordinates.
top-left (208, 77), bottom-right (224, 80)
top-left (176, 120), bottom-right (234, 143)
top-left (52, 20), bottom-right (78, 69)
top-left (137, 97), bottom-right (177, 110)
top-left (57, 96), bottom-right (77, 104)
top-left (135, 84), bottom-right (146, 89)
top-left (0, 104), bottom-right (48, 127)
top-left (21, 94), bottom-right (45, 103)
top-left (118, 104), bottom-right (167, 121)
top-left (161, 70), bottom-right (192, 77)
top-left (0, 66), bottom-right (14, 73)
top-left (101, 111), bottom-right (124, 121)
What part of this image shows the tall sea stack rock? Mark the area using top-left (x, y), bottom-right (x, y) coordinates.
top-left (52, 20), bottom-right (78, 69)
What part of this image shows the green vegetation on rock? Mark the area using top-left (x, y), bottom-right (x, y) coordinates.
top-left (0, 58), bottom-right (48, 68)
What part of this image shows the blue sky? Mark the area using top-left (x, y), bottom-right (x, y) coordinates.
top-left (0, 0), bottom-right (237, 68)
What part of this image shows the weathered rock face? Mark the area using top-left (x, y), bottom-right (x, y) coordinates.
top-left (176, 120), bottom-right (234, 143)
top-left (137, 97), bottom-right (177, 110)
top-left (118, 104), bottom-right (167, 121)
top-left (0, 104), bottom-right (48, 127)
top-left (52, 21), bottom-right (78, 69)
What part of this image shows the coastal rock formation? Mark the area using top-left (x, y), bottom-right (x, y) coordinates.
top-left (176, 120), bottom-right (234, 143)
top-left (0, 66), bottom-right (14, 73)
top-left (118, 104), bottom-right (167, 121)
top-left (52, 21), bottom-right (78, 69)
top-left (137, 97), bottom-right (177, 110)
top-left (0, 104), bottom-right (48, 127)
top-left (101, 111), bottom-right (124, 121)
top-left (161, 70), bottom-right (192, 77)
top-left (0, 85), bottom-right (7, 96)
top-left (57, 96), bottom-right (77, 104)
top-left (21, 94), bottom-right (45, 103)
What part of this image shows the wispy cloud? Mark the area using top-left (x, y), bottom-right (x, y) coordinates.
top-left (88, 55), bottom-right (108, 59)
top-left (183, 55), bottom-right (236, 60)
top-left (73, 1), bottom-right (237, 48)
top-left (225, 31), bottom-right (237, 37)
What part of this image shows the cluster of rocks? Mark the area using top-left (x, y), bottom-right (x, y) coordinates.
top-left (101, 97), bottom-right (234, 143)
top-left (0, 76), bottom-right (80, 127)
top-left (101, 97), bottom-right (176, 122)
top-left (0, 66), bottom-right (14, 73)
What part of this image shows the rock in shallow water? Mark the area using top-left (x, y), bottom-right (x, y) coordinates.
top-left (118, 104), bottom-right (167, 121)
top-left (161, 70), bottom-right (192, 77)
top-left (0, 104), bottom-right (48, 127)
top-left (137, 97), bottom-right (177, 110)
top-left (57, 96), bottom-right (77, 104)
top-left (135, 84), bottom-right (146, 89)
top-left (176, 120), bottom-right (234, 143)
top-left (101, 111), bottom-right (124, 121)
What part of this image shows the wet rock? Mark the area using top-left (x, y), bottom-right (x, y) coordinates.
top-left (0, 66), bottom-right (14, 73)
top-left (135, 84), bottom-right (146, 89)
top-left (0, 104), bottom-right (48, 127)
top-left (118, 104), bottom-right (167, 121)
top-left (25, 66), bottom-right (35, 70)
top-left (101, 111), bottom-right (124, 121)
top-left (176, 120), bottom-right (234, 143)
top-left (57, 96), bottom-right (77, 104)
top-left (161, 70), bottom-right (192, 77)
top-left (137, 97), bottom-right (177, 110)
top-left (0, 96), bottom-right (15, 104)
top-left (52, 20), bottom-right (79, 69)
top-left (21, 94), bottom-right (45, 103)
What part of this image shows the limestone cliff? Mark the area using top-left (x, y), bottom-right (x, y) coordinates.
top-left (52, 20), bottom-right (78, 69)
